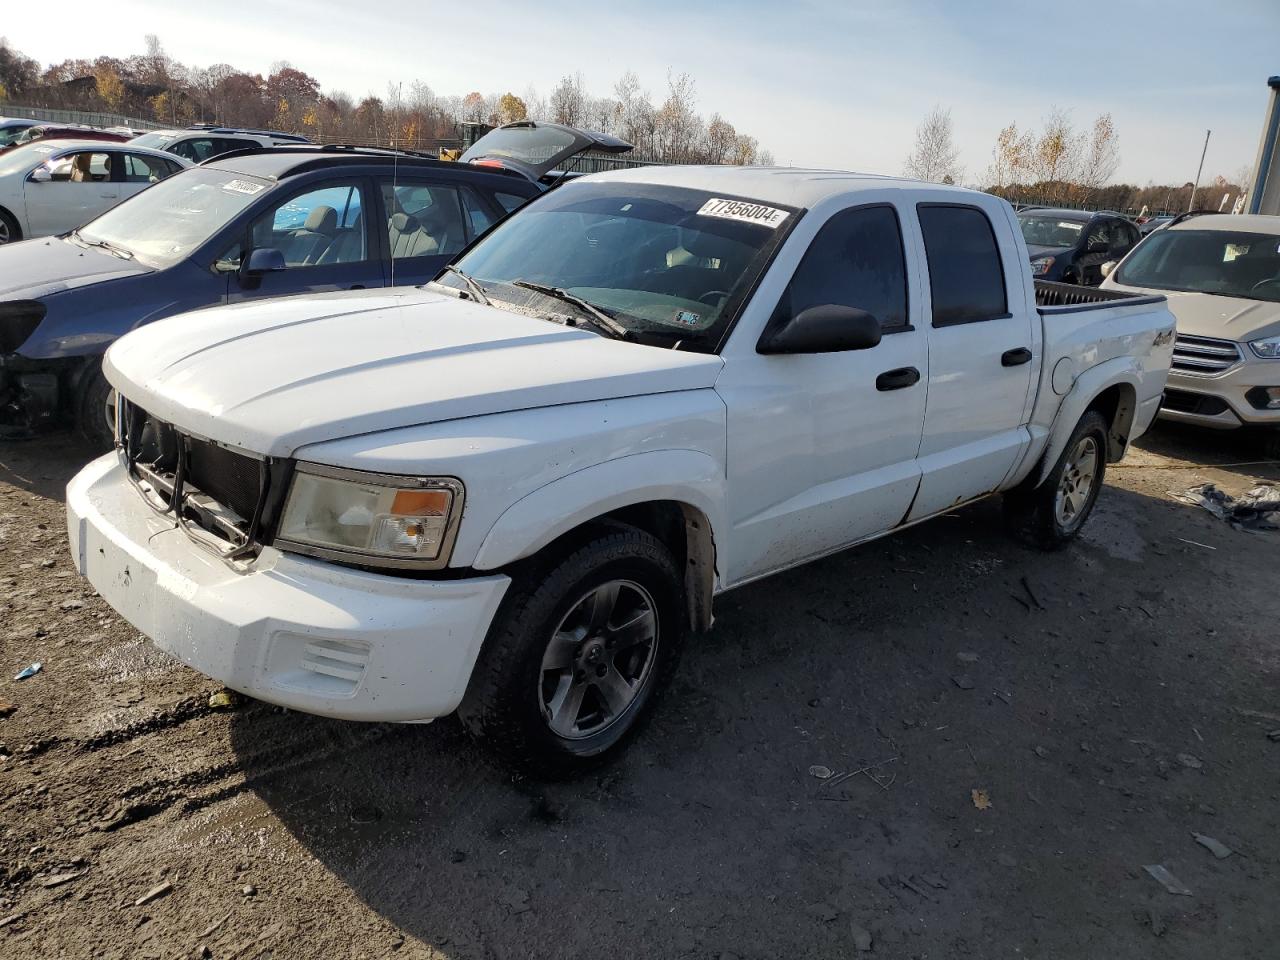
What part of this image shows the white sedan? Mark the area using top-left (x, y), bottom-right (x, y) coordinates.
top-left (0, 139), bottom-right (191, 245)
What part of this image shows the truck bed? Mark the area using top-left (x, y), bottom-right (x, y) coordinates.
top-left (1035, 279), bottom-right (1166, 312)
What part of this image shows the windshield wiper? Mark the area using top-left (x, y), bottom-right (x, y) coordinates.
top-left (440, 265), bottom-right (491, 306)
top-left (71, 229), bottom-right (133, 260)
top-left (512, 280), bottom-right (630, 340)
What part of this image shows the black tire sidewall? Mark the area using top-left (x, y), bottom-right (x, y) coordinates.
top-left (78, 366), bottom-right (115, 451)
top-left (1044, 412), bottom-right (1108, 539)
top-left (0, 207), bottom-right (19, 245)
top-left (460, 529), bottom-right (686, 773)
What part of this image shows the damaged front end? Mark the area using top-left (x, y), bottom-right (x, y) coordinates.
top-left (0, 300), bottom-right (58, 438)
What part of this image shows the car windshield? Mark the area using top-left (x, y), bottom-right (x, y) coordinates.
top-left (438, 181), bottom-right (798, 350)
top-left (1018, 215), bottom-right (1086, 248)
top-left (1115, 229), bottom-right (1280, 303)
top-left (77, 168), bottom-right (267, 269)
top-left (129, 132), bottom-right (176, 150)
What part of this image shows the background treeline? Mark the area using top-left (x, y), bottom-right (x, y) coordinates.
top-left (0, 35), bottom-right (774, 164)
top-left (905, 104), bottom-right (1251, 215)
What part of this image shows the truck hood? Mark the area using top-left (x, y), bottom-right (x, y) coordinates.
top-left (1105, 282), bottom-right (1280, 341)
top-left (0, 236), bottom-right (150, 299)
top-left (105, 288), bottom-right (724, 457)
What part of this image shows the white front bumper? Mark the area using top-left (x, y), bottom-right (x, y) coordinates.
top-left (66, 454), bottom-right (509, 722)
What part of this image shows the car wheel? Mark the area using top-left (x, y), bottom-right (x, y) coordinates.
top-left (77, 366), bottom-right (116, 451)
top-left (1003, 410), bottom-right (1108, 550)
top-left (458, 524), bottom-right (687, 777)
top-left (0, 207), bottom-right (20, 245)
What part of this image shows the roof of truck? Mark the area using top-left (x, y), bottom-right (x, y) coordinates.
top-left (580, 165), bottom-right (979, 208)
top-left (1167, 213), bottom-right (1280, 235)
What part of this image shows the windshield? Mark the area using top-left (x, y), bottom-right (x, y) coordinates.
top-left (1115, 229), bottom-right (1280, 303)
top-left (77, 168), bottom-right (267, 268)
top-left (1018, 215), bottom-right (1086, 248)
top-left (439, 181), bottom-right (799, 351)
top-left (129, 132), bottom-right (176, 150)
top-left (0, 142), bottom-right (59, 175)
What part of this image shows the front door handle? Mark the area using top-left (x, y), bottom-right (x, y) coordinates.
top-left (1001, 347), bottom-right (1032, 366)
top-left (876, 366), bottom-right (921, 391)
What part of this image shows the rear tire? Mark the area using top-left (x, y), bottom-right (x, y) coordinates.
top-left (0, 207), bottom-right (20, 245)
top-left (1262, 430), bottom-right (1280, 463)
top-left (1003, 410), bottom-right (1108, 550)
top-left (77, 366), bottom-right (116, 452)
top-left (458, 525), bottom-right (687, 777)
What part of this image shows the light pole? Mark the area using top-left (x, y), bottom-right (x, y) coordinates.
top-left (1188, 129), bottom-right (1211, 212)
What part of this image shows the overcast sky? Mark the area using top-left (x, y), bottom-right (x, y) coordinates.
top-left (7, 0), bottom-right (1279, 185)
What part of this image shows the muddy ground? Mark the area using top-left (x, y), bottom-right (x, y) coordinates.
top-left (1, 422), bottom-right (1278, 960)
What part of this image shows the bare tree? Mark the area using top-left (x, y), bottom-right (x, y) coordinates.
top-left (550, 73), bottom-right (586, 126)
top-left (1075, 113), bottom-right (1120, 201)
top-left (704, 114), bottom-right (736, 164)
top-left (903, 106), bottom-right (962, 183)
top-left (653, 71), bottom-right (699, 163)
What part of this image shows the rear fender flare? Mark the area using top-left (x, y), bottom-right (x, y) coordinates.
top-left (1034, 357), bottom-right (1141, 487)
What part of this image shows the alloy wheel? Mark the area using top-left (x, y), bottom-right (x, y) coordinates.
top-left (538, 579), bottom-right (659, 740)
top-left (1054, 435), bottom-right (1100, 530)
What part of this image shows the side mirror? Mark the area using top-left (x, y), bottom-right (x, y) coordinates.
top-left (1100, 261), bottom-right (1118, 279)
top-left (241, 247), bottom-right (286, 277)
top-left (758, 304), bottom-right (883, 355)
top-left (28, 166), bottom-right (51, 183)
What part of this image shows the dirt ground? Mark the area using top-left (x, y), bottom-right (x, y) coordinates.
top-left (1, 422), bottom-right (1278, 960)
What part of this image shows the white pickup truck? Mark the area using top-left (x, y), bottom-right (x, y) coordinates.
top-left (67, 167), bottom-right (1175, 773)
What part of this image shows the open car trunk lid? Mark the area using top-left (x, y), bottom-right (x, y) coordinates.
top-left (460, 121), bottom-right (633, 183)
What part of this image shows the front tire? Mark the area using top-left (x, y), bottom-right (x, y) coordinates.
top-left (458, 525), bottom-right (687, 777)
top-left (0, 207), bottom-right (20, 245)
top-left (1003, 410), bottom-right (1108, 550)
top-left (77, 367), bottom-right (116, 451)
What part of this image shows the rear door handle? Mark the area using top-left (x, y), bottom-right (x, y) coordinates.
top-left (876, 366), bottom-right (921, 391)
top-left (1001, 347), bottom-right (1032, 366)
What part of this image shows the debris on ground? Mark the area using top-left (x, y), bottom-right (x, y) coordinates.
top-left (808, 764), bottom-right (833, 779)
top-left (1034, 746), bottom-right (1050, 759)
top-left (1172, 483), bottom-right (1280, 531)
top-left (1192, 832), bottom-right (1234, 859)
top-left (0, 699), bottom-right (15, 718)
top-left (13, 663), bottom-right (42, 681)
top-left (1176, 752), bottom-right (1204, 769)
top-left (1267, 729), bottom-right (1280, 742)
top-left (42, 872), bottom-right (84, 889)
top-left (241, 885), bottom-right (257, 897)
top-left (850, 922), bottom-right (873, 952)
top-left (134, 882), bottom-right (173, 906)
top-left (956, 652), bottom-right (980, 663)
top-left (952, 675), bottom-right (975, 690)
top-left (1138, 906), bottom-right (1167, 937)
top-left (349, 805), bottom-right (381, 824)
top-left (1143, 864), bottom-right (1192, 896)
top-left (207, 689), bottom-right (239, 710)
top-left (971, 788), bottom-right (991, 810)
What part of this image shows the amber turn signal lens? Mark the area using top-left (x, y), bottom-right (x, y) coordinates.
top-left (390, 489), bottom-right (451, 516)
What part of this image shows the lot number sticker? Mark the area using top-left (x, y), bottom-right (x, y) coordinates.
top-left (697, 198), bottom-right (789, 228)
top-left (221, 179), bottom-right (265, 196)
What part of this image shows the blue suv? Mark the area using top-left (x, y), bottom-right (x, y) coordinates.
top-left (0, 150), bottom-right (540, 445)
top-left (0, 123), bottom-right (633, 446)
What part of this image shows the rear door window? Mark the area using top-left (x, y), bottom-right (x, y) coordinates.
top-left (774, 204), bottom-right (909, 332)
top-left (382, 180), bottom-right (469, 260)
top-left (916, 204), bottom-right (1008, 326)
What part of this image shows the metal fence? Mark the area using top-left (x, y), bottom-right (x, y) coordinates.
top-left (1, 104), bottom-right (165, 131)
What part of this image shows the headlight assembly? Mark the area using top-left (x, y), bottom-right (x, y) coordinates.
top-left (1249, 336), bottom-right (1280, 359)
top-left (275, 464), bottom-right (464, 570)
top-left (1030, 257), bottom-right (1055, 276)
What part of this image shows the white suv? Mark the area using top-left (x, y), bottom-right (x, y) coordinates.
top-left (128, 126), bottom-right (310, 164)
top-left (1103, 213), bottom-right (1280, 456)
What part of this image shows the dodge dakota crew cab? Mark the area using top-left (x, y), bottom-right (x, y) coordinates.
top-left (66, 167), bottom-right (1175, 774)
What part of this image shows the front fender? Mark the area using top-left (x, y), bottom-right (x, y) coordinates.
top-left (1033, 356), bottom-right (1140, 487)
top-left (471, 449), bottom-right (728, 572)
